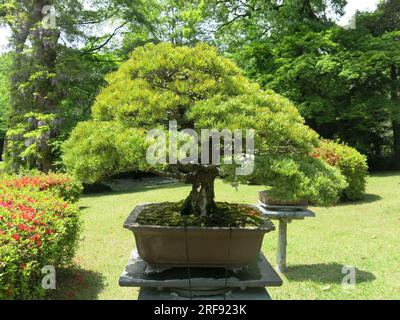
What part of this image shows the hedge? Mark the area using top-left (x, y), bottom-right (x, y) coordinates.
top-left (0, 174), bottom-right (81, 299)
top-left (313, 140), bottom-right (368, 201)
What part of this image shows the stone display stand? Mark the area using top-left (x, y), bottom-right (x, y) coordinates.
top-left (119, 249), bottom-right (282, 300)
top-left (138, 287), bottom-right (271, 300)
top-left (257, 204), bottom-right (315, 273)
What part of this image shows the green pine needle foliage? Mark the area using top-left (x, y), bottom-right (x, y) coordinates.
top-left (63, 43), bottom-right (347, 206)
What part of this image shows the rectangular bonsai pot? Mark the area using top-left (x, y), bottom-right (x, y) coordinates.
top-left (259, 190), bottom-right (309, 207)
top-left (124, 203), bottom-right (275, 267)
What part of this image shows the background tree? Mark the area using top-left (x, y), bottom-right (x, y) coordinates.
top-left (0, 53), bottom-right (11, 157)
top-left (207, 0), bottom-right (400, 169)
top-left (107, 0), bottom-right (209, 59)
top-left (204, 0), bottom-right (346, 51)
top-left (0, 0), bottom-right (118, 172)
top-left (270, 1), bottom-right (400, 168)
top-left (1, 0), bottom-right (396, 173)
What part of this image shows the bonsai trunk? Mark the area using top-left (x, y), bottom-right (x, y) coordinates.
top-left (182, 167), bottom-right (218, 216)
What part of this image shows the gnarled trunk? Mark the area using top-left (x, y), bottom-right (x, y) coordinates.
top-left (182, 166), bottom-right (218, 216)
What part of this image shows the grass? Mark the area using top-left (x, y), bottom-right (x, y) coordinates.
top-left (53, 173), bottom-right (400, 300)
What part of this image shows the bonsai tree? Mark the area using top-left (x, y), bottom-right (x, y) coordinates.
top-left (63, 43), bottom-right (346, 216)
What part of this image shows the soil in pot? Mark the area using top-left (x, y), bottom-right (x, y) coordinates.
top-left (124, 202), bottom-right (275, 267)
top-left (136, 201), bottom-right (272, 228)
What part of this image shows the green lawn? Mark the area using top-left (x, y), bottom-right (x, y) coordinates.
top-left (53, 173), bottom-right (400, 300)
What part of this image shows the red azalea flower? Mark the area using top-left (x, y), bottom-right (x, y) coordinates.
top-left (30, 234), bottom-right (42, 247)
top-left (12, 234), bottom-right (20, 241)
top-left (0, 201), bottom-right (12, 209)
top-left (18, 224), bottom-right (29, 232)
top-left (21, 212), bottom-right (35, 221)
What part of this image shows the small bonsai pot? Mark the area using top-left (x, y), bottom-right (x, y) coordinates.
top-left (124, 203), bottom-right (275, 267)
top-left (259, 190), bottom-right (308, 207)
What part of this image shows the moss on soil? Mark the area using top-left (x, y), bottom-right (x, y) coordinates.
top-left (136, 201), bottom-right (270, 227)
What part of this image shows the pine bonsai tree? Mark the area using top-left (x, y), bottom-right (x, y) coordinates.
top-left (62, 43), bottom-right (346, 216)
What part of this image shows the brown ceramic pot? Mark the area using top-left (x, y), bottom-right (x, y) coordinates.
top-left (124, 203), bottom-right (275, 267)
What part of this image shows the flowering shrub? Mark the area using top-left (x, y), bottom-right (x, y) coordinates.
top-left (0, 176), bottom-right (81, 300)
top-left (313, 140), bottom-right (368, 201)
top-left (1, 173), bottom-right (82, 203)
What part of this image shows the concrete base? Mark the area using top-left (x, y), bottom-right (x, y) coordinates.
top-left (138, 287), bottom-right (272, 300)
top-left (119, 249), bottom-right (282, 290)
top-left (119, 249), bottom-right (282, 300)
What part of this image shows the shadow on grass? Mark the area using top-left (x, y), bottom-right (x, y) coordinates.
top-left (358, 193), bottom-right (383, 204)
top-left (369, 171), bottom-right (400, 178)
top-left (49, 267), bottom-right (105, 300)
top-left (335, 193), bottom-right (383, 206)
top-left (82, 181), bottom-right (187, 199)
top-left (310, 193), bottom-right (383, 209)
top-left (285, 263), bottom-right (375, 284)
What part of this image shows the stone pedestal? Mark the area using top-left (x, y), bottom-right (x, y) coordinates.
top-left (257, 204), bottom-right (315, 273)
top-left (138, 287), bottom-right (272, 300)
top-left (119, 249), bottom-right (282, 300)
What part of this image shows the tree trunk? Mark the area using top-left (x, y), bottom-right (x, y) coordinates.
top-left (31, 2), bottom-right (60, 114)
top-left (391, 65), bottom-right (400, 167)
top-left (10, 21), bottom-right (32, 122)
top-left (182, 166), bottom-right (219, 216)
top-left (393, 120), bottom-right (400, 167)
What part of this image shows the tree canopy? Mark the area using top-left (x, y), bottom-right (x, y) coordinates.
top-left (0, 0), bottom-right (118, 171)
top-left (1, 0), bottom-right (397, 176)
top-left (211, 0), bottom-right (400, 169)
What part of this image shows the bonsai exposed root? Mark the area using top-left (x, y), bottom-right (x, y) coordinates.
top-left (182, 184), bottom-right (217, 216)
top-left (181, 167), bottom-right (218, 216)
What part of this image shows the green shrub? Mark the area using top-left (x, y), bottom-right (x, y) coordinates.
top-left (0, 175), bottom-right (81, 300)
top-left (313, 140), bottom-right (368, 201)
